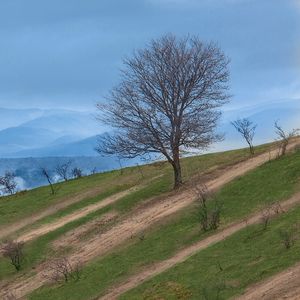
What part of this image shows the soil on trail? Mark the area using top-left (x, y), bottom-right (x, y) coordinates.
top-left (0, 186), bottom-right (105, 240)
top-left (0, 142), bottom-right (299, 299)
top-left (53, 211), bottom-right (119, 251)
top-left (15, 187), bottom-right (137, 243)
top-left (98, 191), bottom-right (300, 300)
top-left (236, 262), bottom-right (300, 300)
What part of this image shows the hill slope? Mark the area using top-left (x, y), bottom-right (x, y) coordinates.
top-left (0, 141), bottom-right (300, 300)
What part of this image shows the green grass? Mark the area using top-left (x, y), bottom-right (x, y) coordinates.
top-left (0, 170), bottom-right (134, 227)
top-left (28, 149), bottom-right (300, 300)
top-left (0, 143), bottom-right (271, 229)
top-left (122, 202), bottom-right (300, 300)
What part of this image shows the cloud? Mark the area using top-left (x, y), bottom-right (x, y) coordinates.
top-left (293, 0), bottom-right (300, 7)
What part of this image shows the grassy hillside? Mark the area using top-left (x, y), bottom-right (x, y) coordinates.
top-left (123, 203), bottom-right (300, 300)
top-left (27, 147), bottom-right (300, 299)
top-left (1, 142), bottom-right (300, 300)
top-left (0, 144), bottom-right (271, 228)
top-left (0, 145), bottom-right (270, 280)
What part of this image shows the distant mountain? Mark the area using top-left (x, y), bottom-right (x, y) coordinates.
top-left (0, 108), bottom-right (106, 157)
top-left (20, 110), bottom-right (101, 136)
top-left (0, 126), bottom-right (59, 154)
top-left (0, 107), bottom-right (43, 130)
top-left (10, 135), bottom-right (99, 158)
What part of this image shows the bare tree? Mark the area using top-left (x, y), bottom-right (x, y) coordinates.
top-left (231, 118), bottom-right (257, 154)
top-left (194, 183), bottom-right (222, 231)
top-left (0, 171), bottom-right (17, 195)
top-left (90, 167), bottom-right (97, 175)
top-left (46, 257), bottom-right (82, 283)
top-left (274, 121), bottom-right (299, 156)
top-left (41, 167), bottom-right (55, 195)
top-left (1, 240), bottom-right (24, 271)
top-left (96, 35), bottom-right (230, 189)
top-left (72, 167), bottom-right (83, 179)
top-left (56, 160), bottom-right (72, 181)
top-left (260, 208), bottom-right (271, 230)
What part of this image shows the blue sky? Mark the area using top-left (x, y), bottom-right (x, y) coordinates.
top-left (0, 0), bottom-right (299, 112)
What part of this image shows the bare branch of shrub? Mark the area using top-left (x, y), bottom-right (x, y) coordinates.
top-left (41, 167), bottom-right (56, 195)
top-left (1, 240), bottom-right (24, 271)
top-left (0, 171), bottom-right (18, 195)
top-left (72, 167), bottom-right (83, 179)
top-left (56, 160), bottom-right (73, 181)
top-left (194, 183), bottom-right (222, 231)
top-left (274, 121), bottom-right (299, 157)
top-left (231, 118), bottom-right (257, 155)
top-left (260, 209), bottom-right (271, 230)
top-left (46, 257), bottom-right (82, 283)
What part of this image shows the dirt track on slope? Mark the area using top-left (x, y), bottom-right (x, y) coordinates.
top-left (236, 262), bottom-right (300, 300)
top-left (53, 211), bottom-right (119, 250)
top-left (0, 142), bottom-right (298, 299)
top-left (99, 191), bottom-right (300, 300)
top-left (15, 187), bottom-right (138, 243)
top-left (0, 186), bottom-right (105, 240)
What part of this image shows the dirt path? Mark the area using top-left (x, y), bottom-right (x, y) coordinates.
top-left (0, 142), bottom-right (299, 299)
top-left (53, 212), bottom-right (119, 250)
top-left (98, 191), bottom-right (300, 300)
top-left (0, 186), bottom-right (106, 240)
top-left (15, 186), bottom-right (138, 243)
top-left (236, 262), bottom-right (300, 300)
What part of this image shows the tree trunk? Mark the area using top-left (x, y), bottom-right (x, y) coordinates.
top-left (172, 150), bottom-right (183, 189)
top-left (247, 142), bottom-right (254, 155)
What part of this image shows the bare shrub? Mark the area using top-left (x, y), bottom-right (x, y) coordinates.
top-left (1, 240), bottom-right (24, 271)
top-left (260, 209), bottom-right (271, 230)
top-left (0, 171), bottom-right (17, 195)
top-left (195, 184), bottom-right (222, 232)
top-left (271, 202), bottom-right (284, 215)
top-left (46, 257), bottom-right (82, 283)
top-left (274, 121), bottom-right (299, 157)
top-left (41, 167), bottom-right (56, 195)
top-left (90, 167), bottom-right (97, 175)
top-left (56, 160), bottom-right (72, 181)
top-left (209, 203), bottom-right (222, 230)
top-left (72, 167), bottom-right (83, 179)
top-left (195, 184), bottom-right (210, 231)
top-left (231, 118), bottom-right (257, 155)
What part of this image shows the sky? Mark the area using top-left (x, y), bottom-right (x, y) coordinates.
top-left (0, 0), bottom-right (299, 112)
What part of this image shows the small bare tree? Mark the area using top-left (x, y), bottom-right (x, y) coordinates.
top-left (260, 209), bottom-right (271, 230)
top-left (96, 34), bottom-right (230, 189)
top-left (194, 183), bottom-right (222, 231)
top-left (90, 167), bottom-right (97, 175)
top-left (41, 167), bottom-right (55, 195)
top-left (47, 257), bottom-right (82, 283)
top-left (274, 121), bottom-right (299, 157)
top-left (72, 167), bottom-right (83, 179)
top-left (1, 240), bottom-right (24, 271)
top-left (56, 160), bottom-right (72, 181)
top-left (0, 171), bottom-right (17, 195)
top-left (231, 118), bottom-right (257, 154)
